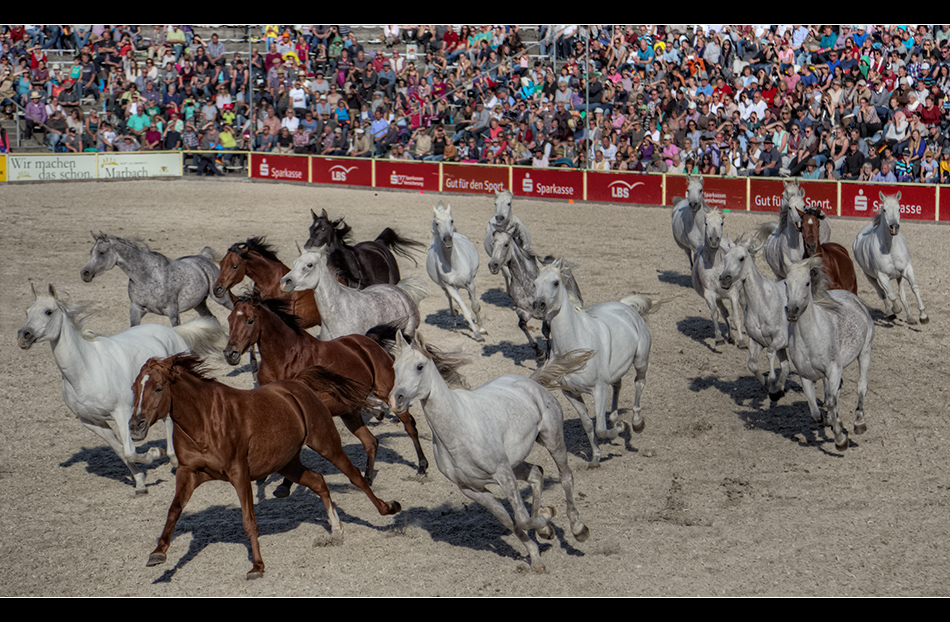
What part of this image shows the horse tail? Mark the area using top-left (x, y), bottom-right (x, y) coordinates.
top-left (396, 276), bottom-right (429, 305)
top-left (375, 228), bottom-right (427, 264)
top-left (295, 366), bottom-right (375, 414)
top-left (755, 222), bottom-right (779, 245)
top-left (530, 349), bottom-right (594, 390)
top-left (620, 294), bottom-right (656, 317)
top-left (173, 316), bottom-right (227, 358)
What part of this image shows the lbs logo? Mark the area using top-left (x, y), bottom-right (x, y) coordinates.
top-left (330, 165), bottom-right (357, 181)
top-left (608, 180), bottom-right (644, 198)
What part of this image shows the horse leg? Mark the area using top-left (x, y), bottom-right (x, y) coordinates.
top-left (147, 466), bottom-right (209, 568)
top-left (192, 298), bottom-right (214, 319)
top-left (874, 270), bottom-right (900, 319)
top-left (278, 456), bottom-right (344, 543)
top-left (705, 292), bottom-right (725, 345)
top-left (895, 277), bottom-right (914, 324)
top-left (747, 340), bottom-right (765, 386)
top-left (392, 409), bottom-right (429, 476)
top-left (303, 412), bottom-right (400, 516)
top-left (164, 418), bottom-right (178, 468)
top-left (130, 303), bottom-right (146, 326)
top-left (536, 402), bottom-right (589, 543)
top-left (728, 291), bottom-right (746, 348)
top-left (81, 419), bottom-right (151, 494)
top-left (824, 368), bottom-right (849, 451)
top-left (466, 281), bottom-right (487, 335)
top-left (902, 264), bottom-right (928, 324)
top-left (340, 409), bottom-right (379, 484)
top-left (229, 466), bottom-right (267, 579)
top-left (562, 389), bottom-right (599, 467)
top-left (513, 462), bottom-right (554, 539)
top-left (518, 314), bottom-right (543, 360)
top-left (592, 382), bottom-right (623, 441)
top-left (853, 343), bottom-right (871, 436)
top-left (442, 287), bottom-right (457, 316)
top-left (801, 377), bottom-right (823, 426)
top-left (445, 285), bottom-right (484, 341)
top-left (630, 355), bottom-right (649, 434)
top-left (542, 321), bottom-right (552, 362)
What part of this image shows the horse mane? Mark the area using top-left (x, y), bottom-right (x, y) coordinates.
top-left (329, 217), bottom-right (355, 245)
top-left (232, 236), bottom-right (282, 263)
top-left (414, 334), bottom-right (471, 389)
top-left (790, 258), bottom-right (840, 310)
top-left (236, 291), bottom-right (305, 335)
top-left (169, 353), bottom-right (216, 381)
top-left (539, 259), bottom-right (585, 311)
top-left (57, 297), bottom-right (99, 341)
top-left (326, 248), bottom-right (361, 286)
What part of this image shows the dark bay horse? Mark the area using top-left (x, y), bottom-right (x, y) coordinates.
top-left (305, 208), bottom-right (426, 288)
top-left (223, 293), bottom-right (429, 491)
top-left (129, 353), bottom-right (401, 580)
top-left (213, 237), bottom-right (322, 327)
top-left (800, 208), bottom-right (858, 295)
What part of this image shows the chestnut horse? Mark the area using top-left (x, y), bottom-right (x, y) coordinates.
top-left (129, 354), bottom-right (401, 580)
top-left (213, 237), bottom-right (322, 328)
top-left (223, 293), bottom-right (429, 492)
top-left (800, 207), bottom-right (858, 295)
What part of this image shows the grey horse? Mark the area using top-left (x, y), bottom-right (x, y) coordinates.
top-left (80, 231), bottom-right (230, 326)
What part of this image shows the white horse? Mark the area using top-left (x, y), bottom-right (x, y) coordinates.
top-left (279, 245), bottom-right (425, 341)
top-left (427, 202), bottom-right (486, 341)
top-left (852, 191), bottom-right (928, 325)
top-left (691, 209), bottom-right (744, 348)
top-left (388, 331), bottom-right (590, 572)
top-left (16, 284), bottom-right (224, 494)
top-left (761, 182), bottom-right (806, 280)
top-left (785, 258), bottom-right (874, 451)
top-left (533, 259), bottom-right (653, 467)
top-left (483, 190), bottom-right (532, 292)
top-left (671, 174), bottom-right (711, 269)
top-left (719, 235), bottom-right (791, 400)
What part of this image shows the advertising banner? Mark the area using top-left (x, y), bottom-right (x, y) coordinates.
top-left (98, 152), bottom-right (181, 179)
top-left (839, 183), bottom-right (936, 221)
top-left (310, 157), bottom-right (373, 187)
top-left (249, 153), bottom-right (309, 183)
top-left (585, 171), bottom-right (664, 205)
top-left (442, 163), bottom-right (509, 195)
top-left (938, 187), bottom-right (950, 222)
top-left (374, 160), bottom-right (440, 192)
top-left (4, 154), bottom-right (97, 181)
top-left (665, 175), bottom-right (747, 211)
top-left (510, 166), bottom-right (583, 200)
top-left (748, 179), bottom-right (839, 214)
top-left (0, 155), bottom-right (5, 182)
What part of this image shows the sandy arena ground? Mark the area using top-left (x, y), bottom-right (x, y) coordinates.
top-left (2, 178), bottom-right (949, 596)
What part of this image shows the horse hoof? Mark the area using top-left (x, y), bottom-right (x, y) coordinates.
top-left (854, 422), bottom-right (867, 435)
top-left (387, 500), bottom-right (402, 515)
top-left (920, 315), bottom-right (930, 324)
top-left (273, 484), bottom-right (291, 498)
top-left (573, 523), bottom-right (590, 543)
top-left (147, 552), bottom-right (166, 567)
top-left (246, 569), bottom-right (264, 581)
top-left (539, 506), bottom-right (556, 521)
top-left (631, 417), bottom-right (645, 434)
top-left (887, 313), bottom-right (898, 321)
top-left (715, 338), bottom-right (725, 346)
top-left (537, 525), bottom-right (555, 540)
top-left (769, 390), bottom-right (785, 402)
top-left (835, 434), bottom-right (850, 451)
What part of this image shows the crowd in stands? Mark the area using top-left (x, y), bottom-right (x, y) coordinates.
top-left (2, 24), bottom-right (950, 183)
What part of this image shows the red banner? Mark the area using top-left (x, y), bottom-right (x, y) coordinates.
top-left (442, 163), bottom-right (509, 195)
top-left (310, 157), bottom-right (373, 187)
top-left (374, 160), bottom-right (440, 192)
top-left (586, 171), bottom-right (663, 205)
top-left (748, 179), bottom-right (839, 214)
top-left (839, 183), bottom-right (936, 220)
top-left (249, 153), bottom-right (309, 183)
top-left (940, 187), bottom-right (950, 222)
top-left (510, 166), bottom-right (583, 200)
top-left (665, 175), bottom-right (747, 212)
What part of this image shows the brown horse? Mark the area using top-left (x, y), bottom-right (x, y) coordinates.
top-left (800, 207), bottom-right (858, 295)
top-left (223, 293), bottom-right (429, 491)
top-left (213, 237), bottom-right (322, 328)
top-left (129, 353), bottom-right (401, 580)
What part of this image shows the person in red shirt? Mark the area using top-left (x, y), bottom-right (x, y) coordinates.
top-left (918, 95), bottom-right (943, 126)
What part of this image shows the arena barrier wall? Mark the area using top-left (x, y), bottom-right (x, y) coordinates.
top-left (3, 151), bottom-right (947, 222)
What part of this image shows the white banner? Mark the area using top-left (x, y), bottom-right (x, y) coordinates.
top-left (98, 152), bottom-right (181, 179)
top-left (5, 154), bottom-right (98, 182)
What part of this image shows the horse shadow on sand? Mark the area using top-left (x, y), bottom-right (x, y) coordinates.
top-left (60, 441), bottom-right (172, 491)
top-left (656, 269), bottom-right (693, 289)
top-left (676, 316), bottom-right (739, 353)
top-left (144, 445), bottom-right (407, 584)
top-left (688, 372), bottom-right (856, 456)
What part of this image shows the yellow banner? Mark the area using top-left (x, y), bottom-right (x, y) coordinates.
top-left (0, 155), bottom-right (6, 182)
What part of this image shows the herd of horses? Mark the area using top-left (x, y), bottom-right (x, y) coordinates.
top-left (16, 180), bottom-right (928, 579)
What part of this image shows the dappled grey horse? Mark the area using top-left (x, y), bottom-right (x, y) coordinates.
top-left (487, 228), bottom-right (582, 361)
top-left (671, 174), bottom-right (711, 270)
top-left (691, 209), bottom-right (744, 348)
top-left (761, 183), bottom-right (806, 280)
top-left (80, 232), bottom-right (230, 326)
top-left (852, 192), bottom-right (928, 325)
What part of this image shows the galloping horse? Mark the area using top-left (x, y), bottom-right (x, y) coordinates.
top-left (223, 292), bottom-right (429, 489)
top-left (130, 354), bottom-right (401, 580)
top-left (389, 332), bottom-right (590, 572)
top-left (761, 183), bottom-right (807, 280)
top-left (17, 284), bottom-right (224, 494)
top-left (80, 231), bottom-right (229, 327)
top-left (305, 208), bottom-right (426, 288)
top-left (800, 207), bottom-right (858, 295)
top-left (852, 192), bottom-right (928, 324)
top-left (213, 237), bottom-right (322, 327)
top-left (427, 202), bottom-right (486, 341)
top-left (483, 190), bottom-right (532, 292)
top-left (671, 175), bottom-right (711, 269)
top-left (691, 209), bottom-right (744, 347)
top-left (785, 258), bottom-right (874, 451)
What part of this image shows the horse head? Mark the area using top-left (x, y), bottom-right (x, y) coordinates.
top-left (800, 207), bottom-right (825, 256)
top-left (719, 238), bottom-right (755, 291)
top-left (703, 209), bottom-right (724, 251)
top-left (280, 247), bottom-right (327, 294)
top-left (214, 243), bottom-right (249, 298)
top-left (532, 260), bottom-right (567, 320)
top-left (492, 190), bottom-right (513, 227)
top-left (432, 202), bottom-right (455, 249)
top-left (686, 175), bottom-right (705, 211)
top-left (785, 257), bottom-right (824, 322)
top-left (17, 283), bottom-right (62, 349)
top-left (488, 229), bottom-right (514, 275)
top-left (129, 355), bottom-right (177, 442)
top-left (784, 187), bottom-right (807, 233)
top-left (877, 191), bottom-right (902, 236)
top-left (389, 331), bottom-right (430, 414)
top-left (224, 295), bottom-right (263, 366)
top-left (80, 231), bottom-right (116, 283)
top-left (306, 208), bottom-right (349, 250)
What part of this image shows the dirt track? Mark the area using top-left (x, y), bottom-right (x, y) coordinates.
top-left (2, 178), bottom-right (949, 596)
